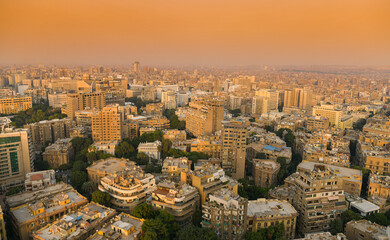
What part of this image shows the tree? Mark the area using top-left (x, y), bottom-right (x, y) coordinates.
top-left (160, 139), bottom-right (172, 159)
top-left (132, 203), bottom-right (159, 219)
top-left (70, 171), bottom-right (87, 190)
top-left (176, 225), bottom-right (218, 240)
top-left (72, 160), bottom-right (87, 172)
top-left (35, 160), bottom-right (50, 171)
top-left (192, 210), bottom-right (203, 227)
top-left (245, 223), bottom-right (285, 240)
top-left (115, 141), bottom-right (135, 158)
top-left (142, 219), bottom-right (169, 240)
top-left (366, 213), bottom-right (390, 226)
top-left (137, 152), bottom-right (150, 165)
top-left (81, 181), bottom-right (96, 200)
top-left (91, 190), bottom-right (111, 207)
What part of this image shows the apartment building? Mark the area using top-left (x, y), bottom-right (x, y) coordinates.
top-left (284, 88), bottom-right (313, 110)
top-left (33, 202), bottom-right (116, 240)
top-left (92, 106), bottom-right (123, 142)
top-left (150, 181), bottom-right (199, 224)
top-left (87, 213), bottom-right (144, 240)
top-left (163, 129), bottom-right (186, 142)
top-left (368, 174), bottom-right (390, 200)
top-left (221, 121), bottom-right (247, 179)
top-left (122, 120), bottom-right (139, 140)
top-left (247, 198), bottom-right (298, 239)
top-left (87, 157), bottom-right (134, 186)
top-left (25, 170), bottom-right (56, 191)
top-left (145, 102), bottom-right (164, 115)
top-left (181, 163), bottom-right (238, 204)
top-left (0, 96), bottom-right (32, 114)
top-left (252, 159), bottom-right (280, 188)
top-left (48, 93), bottom-right (68, 108)
top-left (190, 137), bottom-right (221, 159)
top-left (98, 162), bottom-right (156, 212)
top-left (306, 116), bottom-right (330, 131)
top-left (0, 129), bottom-right (34, 190)
top-left (42, 138), bottom-right (73, 169)
top-left (162, 157), bottom-right (191, 176)
top-left (312, 105), bottom-right (342, 128)
top-left (7, 183), bottom-right (88, 240)
top-left (185, 96), bottom-right (224, 137)
top-left (137, 140), bottom-right (161, 160)
top-left (202, 188), bottom-right (248, 240)
top-left (363, 118), bottom-right (390, 137)
top-left (66, 92), bottom-right (106, 119)
top-left (24, 118), bottom-right (75, 150)
top-left (292, 163), bottom-right (349, 235)
top-left (345, 220), bottom-right (390, 240)
top-left (90, 141), bottom-right (119, 155)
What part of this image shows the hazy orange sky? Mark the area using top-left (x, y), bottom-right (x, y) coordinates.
top-left (0, 0), bottom-right (389, 66)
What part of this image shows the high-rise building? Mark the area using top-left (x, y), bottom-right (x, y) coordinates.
top-left (252, 96), bottom-right (268, 116)
top-left (185, 96), bottom-right (224, 137)
top-left (24, 118), bottom-right (75, 150)
top-left (66, 92), bottom-right (105, 119)
top-left (252, 159), bottom-right (280, 188)
top-left (0, 96), bottom-right (32, 115)
top-left (292, 163), bottom-right (348, 235)
top-left (202, 188), bottom-right (248, 240)
top-left (161, 90), bottom-right (177, 109)
top-left (42, 138), bottom-right (74, 169)
top-left (133, 61), bottom-right (140, 73)
top-left (221, 121), bottom-right (247, 179)
top-left (284, 88), bottom-right (313, 110)
top-left (312, 105), bottom-right (342, 128)
top-left (0, 129), bottom-right (34, 190)
top-left (92, 106), bottom-right (123, 142)
top-left (255, 89), bottom-right (279, 111)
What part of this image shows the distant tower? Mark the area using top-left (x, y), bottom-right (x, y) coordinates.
top-left (133, 61), bottom-right (140, 73)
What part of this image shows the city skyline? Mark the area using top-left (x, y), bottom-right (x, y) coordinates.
top-left (1, 0), bottom-right (389, 66)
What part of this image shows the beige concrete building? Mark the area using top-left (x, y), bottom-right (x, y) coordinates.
top-left (92, 106), bottom-right (123, 142)
top-left (25, 170), bottom-right (56, 191)
top-left (42, 138), bottom-right (73, 169)
top-left (345, 220), bottom-right (390, 240)
top-left (292, 163), bottom-right (349, 235)
top-left (33, 202), bottom-right (116, 240)
top-left (312, 105), bottom-right (343, 128)
top-left (247, 198), bottom-right (298, 239)
top-left (66, 92), bottom-right (105, 119)
top-left (284, 88), bottom-right (313, 110)
top-left (87, 213), bottom-right (144, 240)
top-left (202, 188), bottom-right (248, 240)
top-left (306, 116), bottom-right (330, 131)
top-left (252, 159), bottom-right (280, 188)
top-left (87, 157), bottom-right (135, 186)
top-left (0, 96), bottom-right (32, 114)
top-left (190, 137), bottom-right (221, 159)
top-left (151, 181), bottom-right (199, 224)
top-left (24, 118), bottom-right (75, 150)
top-left (0, 129), bottom-right (34, 190)
top-left (163, 129), bottom-right (186, 142)
top-left (162, 157), bottom-right (191, 176)
top-left (221, 121), bottom-right (247, 179)
top-left (48, 93), bottom-right (68, 108)
top-left (98, 162), bottom-right (156, 212)
top-left (186, 96), bottom-right (224, 137)
top-left (368, 174), bottom-right (390, 200)
top-left (7, 183), bottom-right (88, 240)
top-left (122, 119), bottom-right (139, 140)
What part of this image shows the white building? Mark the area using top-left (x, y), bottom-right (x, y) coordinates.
top-left (138, 140), bottom-right (162, 160)
top-left (25, 170), bottom-right (56, 191)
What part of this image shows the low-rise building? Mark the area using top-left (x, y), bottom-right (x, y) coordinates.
top-left (87, 158), bottom-right (134, 186)
top-left (163, 129), bottom-right (187, 143)
top-left (8, 183), bottom-right (88, 240)
top-left (87, 213), bottom-right (144, 240)
top-left (150, 181), bottom-right (199, 224)
top-left (246, 144), bottom-right (292, 164)
top-left (162, 157), bottom-right (191, 176)
top-left (345, 220), bottom-right (390, 240)
top-left (137, 140), bottom-right (161, 160)
top-left (202, 188), bottom-right (247, 240)
top-left (42, 138), bottom-right (74, 169)
top-left (247, 198), bottom-right (298, 239)
top-left (90, 141), bottom-right (119, 156)
top-left (190, 137), bottom-right (221, 159)
top-left (368, 174), bottom-right (390, 199)
top-left (25, 170), bottom-right (56, 191)
top-left (181, 163), bottom-right (238, 204)
top-left (33, 202), bottom-right (116, 240)
top-left (350, 199), bottom-right (380, 217)
top-left (0, 96), bottom-right (32, 114)
top-left (252, 159), bottom-right (280, 188)
top-left (306, 116), bottom-right (330, 131)
top-left (296, 232), bottom-right (347, 240)
top-left (98, 162), bottom-right (156, 212)
top-left (269, 185), bottom-right (296, 204)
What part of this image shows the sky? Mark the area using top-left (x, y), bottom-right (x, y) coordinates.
top-left (0, 0), bottom-right (389, 66)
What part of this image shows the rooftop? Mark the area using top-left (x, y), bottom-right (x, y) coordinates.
top-left (247, 198), bottom-right (297, 218)
top-left (87, 158), bottom-right (135, 174)
top-left (346, 220), bottom-right (389, 240)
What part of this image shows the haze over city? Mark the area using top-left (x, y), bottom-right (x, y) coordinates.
top-left (1, 0), bottom-right (390, 66)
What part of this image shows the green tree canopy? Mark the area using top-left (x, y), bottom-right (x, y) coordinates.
top-left (132, 203), bottom-right (159, 219)
top-left (91, 190), bottom-right (111, 207)
top-left (176, 225), bottom-right (218, 240)
top-left (73, 160), bottom-right (87, 172)
top-left (70, 171), bottom-right (87, 190)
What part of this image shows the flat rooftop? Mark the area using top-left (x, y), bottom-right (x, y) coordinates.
top-left (87, 158), bottom-right (135, 174)
top-left (247, 198), bottom-right (297, 218)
